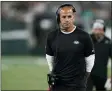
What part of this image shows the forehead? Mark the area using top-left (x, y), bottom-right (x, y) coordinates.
top-left (59, 6), bottom-right (73, 15)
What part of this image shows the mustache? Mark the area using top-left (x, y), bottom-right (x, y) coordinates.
top-left (94, 33), bottom-right (104, 38)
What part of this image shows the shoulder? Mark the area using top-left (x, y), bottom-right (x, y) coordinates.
top-left (76, 27), bottom-right (91, 39)
top-left (90, 34), bottom-right (94, 38)
top-left (104, 36), bottom-right (111, 41)
top-left (47, 29), bottom-right (58, 40)
top-left (104, 36), bottom-right (111, 44)
top-left (76, 27), bottom-right (89, 35)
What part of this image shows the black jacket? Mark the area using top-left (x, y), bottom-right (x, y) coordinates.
top-left (90, 34), bottom-right (112, 78)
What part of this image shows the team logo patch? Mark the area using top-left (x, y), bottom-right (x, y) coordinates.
top-left (73, 40), bottom-right (79, 44)
top-left (105, 40), bottom-right (109, 44)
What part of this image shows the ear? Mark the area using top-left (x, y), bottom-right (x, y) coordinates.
top-left (73, 12), bottom-right (76, 17)
top-left (73, 13), bottom-right (75, 21)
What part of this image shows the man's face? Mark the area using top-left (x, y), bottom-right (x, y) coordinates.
top-left (92, 28), bottom-right (105, 37)
top-left (59, 7), bottom-right (75, 29)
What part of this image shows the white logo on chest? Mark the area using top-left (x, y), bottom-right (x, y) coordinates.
top-left (73, 40), bottom-right (79, 44)
top-left (105, 40), bottom-right (109, 44)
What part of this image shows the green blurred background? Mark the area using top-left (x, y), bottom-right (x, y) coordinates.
top-left (1, 56), bottom-right (111, 90)
top-left (1, 1), bottom-right (111, 90)
top-left (2, 56), bottom-right (49, 90)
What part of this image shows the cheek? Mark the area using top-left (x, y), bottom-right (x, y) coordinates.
top-left (93, 30), bottom-right (104, 34)
top-left (92, 30), bottom-right (98, 34)
top-left (72, 16), bottom-right (75, 20)
top-left (100, 31), bottom-right (104, 35)
top-left (70, 17), bottom-right (75, 22)
top-left (60, 18), bottom-right (65, 23)
top-left (95, 31), bottom-right (100, 34)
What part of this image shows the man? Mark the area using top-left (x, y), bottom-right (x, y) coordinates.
top-left (45, 4), bottom-right (95, 91)
top-left (87, 19), bottom-right (112, 91)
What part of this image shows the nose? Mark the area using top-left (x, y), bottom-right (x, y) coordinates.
top-left (65, 17), bottom-right (69, 22)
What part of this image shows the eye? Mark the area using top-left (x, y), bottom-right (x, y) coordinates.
top-left (68, 15), bottom-right (72, 18)
top-left (62, 16), bottom-right (66, 18)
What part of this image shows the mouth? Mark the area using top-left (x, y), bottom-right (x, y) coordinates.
top-left (63, 23), bottom-right (69, 26)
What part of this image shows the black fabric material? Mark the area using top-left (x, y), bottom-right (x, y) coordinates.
top-left (51, 85), bottom-right (86, 91)
top-left (90, 34), bottom-right (111, 78)
top-left (46, 27), bottom-right (94, 88)
top-left (87, 74), bottom-right (107, 91)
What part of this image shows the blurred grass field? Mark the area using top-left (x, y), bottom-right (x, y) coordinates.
top-left (1, 56), bottom-right (111, 90)
top-left (2, 56), bottom-right (49, 90)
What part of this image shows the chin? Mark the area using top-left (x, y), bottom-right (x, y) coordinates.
top-left (64, 25), bottom-right (70, 28)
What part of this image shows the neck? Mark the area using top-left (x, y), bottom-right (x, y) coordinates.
top-left (61, 25), bottom-right (75, 32)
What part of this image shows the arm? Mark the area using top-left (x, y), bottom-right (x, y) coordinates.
top-left (84, 34), bottom-right (95, 79)
top-left (46, 54), bottom-right (54, 72)
top-left (45, 33), bottom-right (54, 72)
top-left (85, 54), bottom-right (95, 78)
